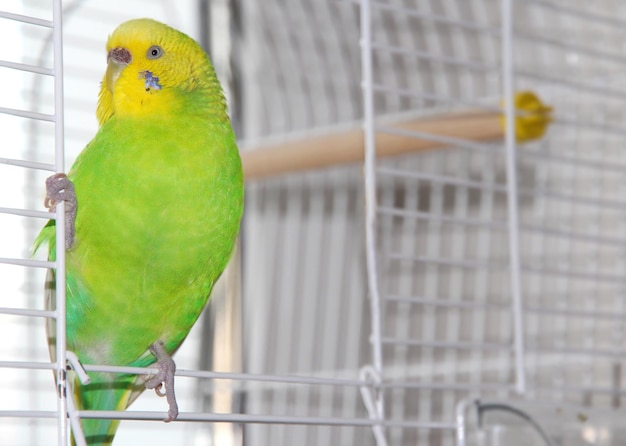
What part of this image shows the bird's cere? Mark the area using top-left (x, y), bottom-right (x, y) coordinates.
top-left (107, 47), bottom-right (132, 65)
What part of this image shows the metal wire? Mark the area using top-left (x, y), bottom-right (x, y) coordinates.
top-left (360, 1), bottom-right (387, 444)
top-left (51, 1), bottom-right (69, 444)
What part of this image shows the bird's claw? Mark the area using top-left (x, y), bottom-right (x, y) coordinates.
top-left (45, 173), bottom-right (77, 250)
top-left (146, 340), bottom-right (178, 422)
top-left (153, 383), bottom-right (167, 397)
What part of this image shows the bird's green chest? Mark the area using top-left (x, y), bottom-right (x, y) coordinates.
top-left (63, 117), bottom-right (243, 365)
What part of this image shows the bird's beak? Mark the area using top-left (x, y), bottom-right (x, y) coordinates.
top-left (105, 47), bottom-right (132, 94)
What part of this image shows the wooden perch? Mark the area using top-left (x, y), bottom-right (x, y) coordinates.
top-left (241, 92), bottom-right (552, 181)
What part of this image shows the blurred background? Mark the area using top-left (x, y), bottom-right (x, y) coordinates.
top-left (3, 0), bottom-right (626, 445)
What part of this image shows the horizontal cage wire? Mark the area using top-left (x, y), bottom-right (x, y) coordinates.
top-left (3, 0), bottom-right (626, 445)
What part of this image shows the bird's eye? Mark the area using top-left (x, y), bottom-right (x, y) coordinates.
top-left (147, 45), bottom-right (164, 60)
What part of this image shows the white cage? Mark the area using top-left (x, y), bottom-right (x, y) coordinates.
top-left (2, 0), bottom-right (626, 445)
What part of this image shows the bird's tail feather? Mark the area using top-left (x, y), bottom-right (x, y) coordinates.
top-left (70, 372), bottom-right (139, 446)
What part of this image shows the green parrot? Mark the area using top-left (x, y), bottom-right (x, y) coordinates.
top-left (36, 18), bottom-right (243, 445)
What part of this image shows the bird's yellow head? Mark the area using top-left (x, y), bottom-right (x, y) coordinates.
top-left (97, 18), bottom-right (224, 125)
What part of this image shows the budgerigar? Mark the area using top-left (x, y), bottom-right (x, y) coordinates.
top-left (36, 18), bottom-right (243, 445)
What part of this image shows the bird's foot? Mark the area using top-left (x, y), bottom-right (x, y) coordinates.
top-left (44, 173), bottom-right (77, 250)
top-left (145, 340), bottom-right (178, 422)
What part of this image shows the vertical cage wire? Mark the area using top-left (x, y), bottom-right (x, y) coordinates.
top-left (360, 0), bottom-right (387, 443)
top-left (51, 1), bottom-right (69, 444)
top-left (500, 0), bottom-right (525, 396)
